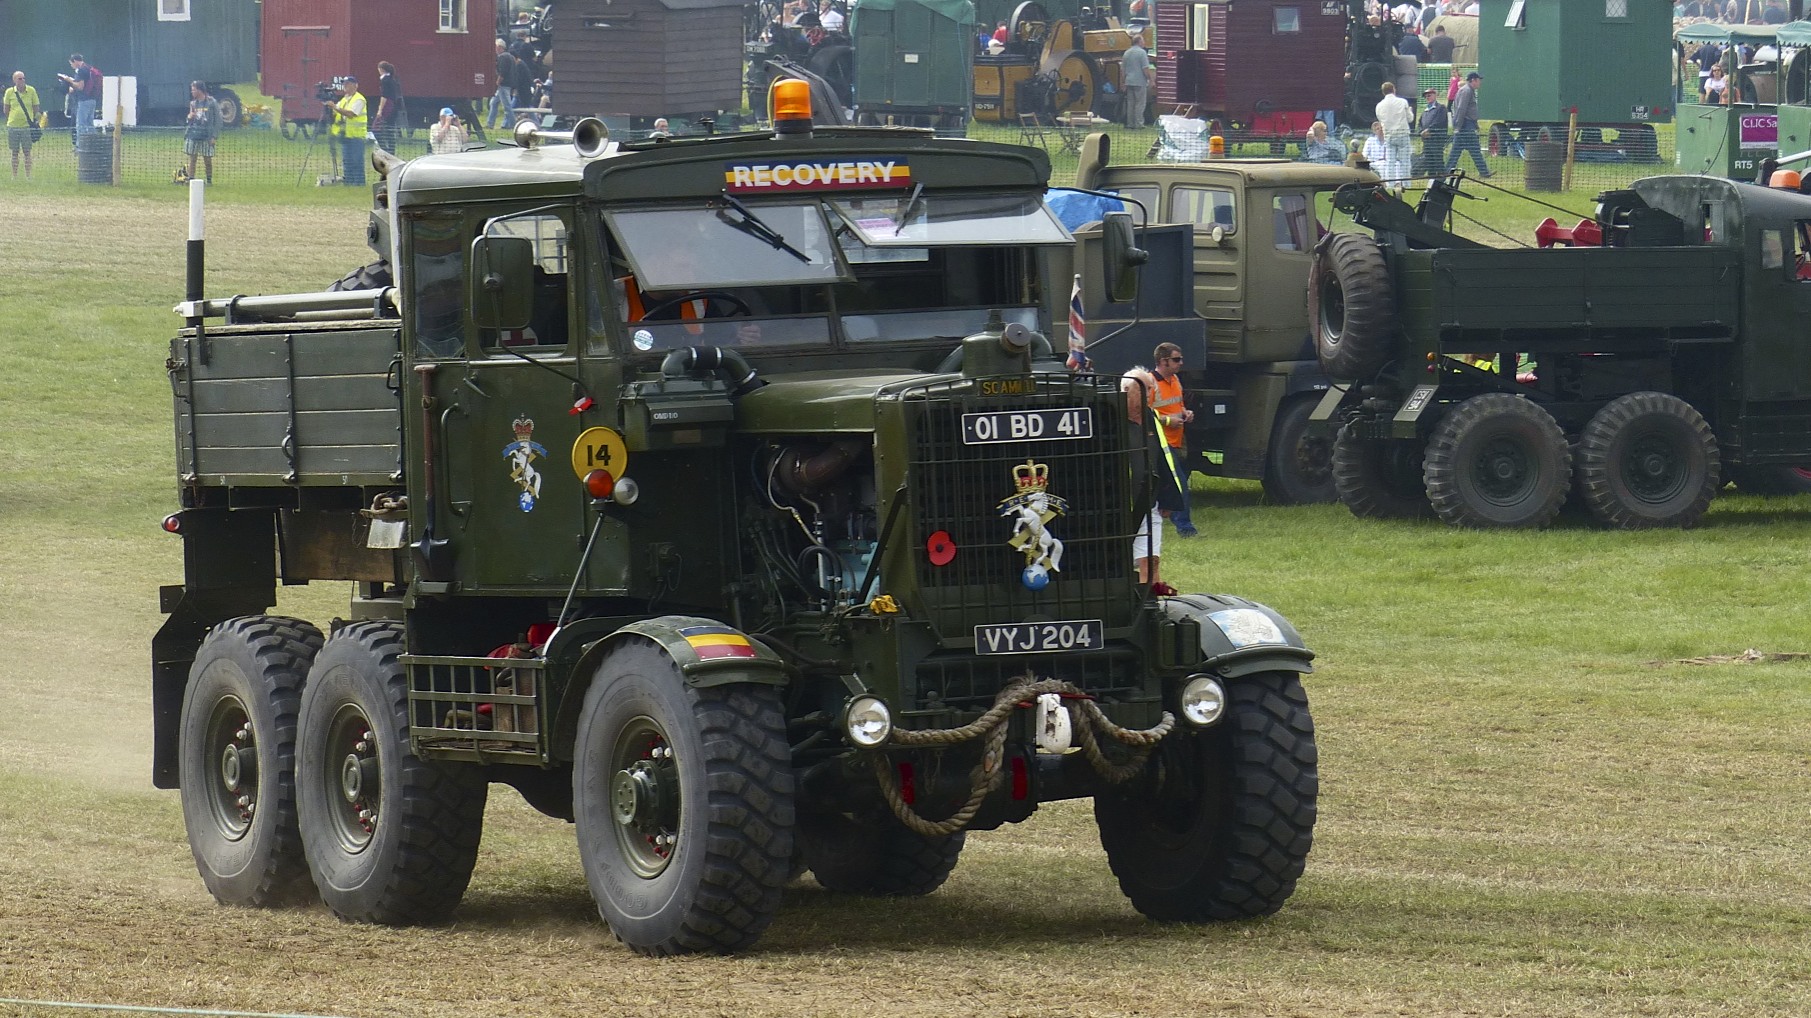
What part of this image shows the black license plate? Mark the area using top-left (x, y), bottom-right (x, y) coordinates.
top-left (973, 619), bottom-right (1104, 656)
top-left (961, 406), bottom-right (1093, 445)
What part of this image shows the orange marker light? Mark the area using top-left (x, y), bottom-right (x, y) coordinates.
top-left (773, 79), bottom-right (813, 123)
top-left (584, 469), bottom-right (616, 500)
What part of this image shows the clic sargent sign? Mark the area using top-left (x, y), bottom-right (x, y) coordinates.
top-left (723, 157), bottom-right (912, 193)
top-left (1739, 114), bottom-right (1777, 151)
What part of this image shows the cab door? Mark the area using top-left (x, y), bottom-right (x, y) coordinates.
top-left (1169, 183), bottom-right (1244, 355)
top-left (413, 209), bottom-right (591, 595)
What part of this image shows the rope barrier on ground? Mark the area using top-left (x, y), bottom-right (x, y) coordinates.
top-left (871, 675), bottom-right (1175, 837)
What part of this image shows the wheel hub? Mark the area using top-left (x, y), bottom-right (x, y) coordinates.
top-left (612, 761), bottom-right (666, 829)
top-left (219, 742), bottom-right (254, 793)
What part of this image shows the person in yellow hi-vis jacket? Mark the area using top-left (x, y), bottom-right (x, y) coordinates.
top-left (5, 70), bottom-right (40, 180)
top-left (324, 75), bottom-right (368, 186)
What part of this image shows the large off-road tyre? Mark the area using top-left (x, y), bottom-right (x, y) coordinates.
top-left (1261, 395), bottom-right (1338, 505)
top-left (327, 260), bottom-right (393, 292)
top-left (798, 808), bottom-right (965, 896)
top-left (1332, 425), bottom-right (1431, 519)
top-left (1423, 394), bottom-right (1571, 528)
top-left (297, 621), bottom-right (488, 925)
top-left (574, 638), bottom-right (795, 956)
top-left (1727, 464), bottom-right (1811, 495)
top-left (1312, 232), bottom-right (1398, 380)
top-left (1095, 672), bottom-right (1317, 921)
top-left (807, 44), bottom-right (854, 109)
top-left (1575, 392), bottom-right (1719, 529)
top-left (179, 615), bottom-right (324, 907)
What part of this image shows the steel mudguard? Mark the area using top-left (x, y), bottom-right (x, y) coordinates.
top-left (580, 616), bottom-right (789, 689)
top-left (1158, 593), bottom-right (1315, 679)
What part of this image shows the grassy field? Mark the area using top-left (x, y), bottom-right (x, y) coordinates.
top-left (4, 161), bottom-right (1811, 1018)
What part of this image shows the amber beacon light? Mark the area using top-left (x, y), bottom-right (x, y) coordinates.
top-left (771, 78), bottom-right (813, 135)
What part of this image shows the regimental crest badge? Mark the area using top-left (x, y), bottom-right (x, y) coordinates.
top-left (998, 459), bottom-right (1067, 590)
top-left (502, 416), bottom-right (548, 513)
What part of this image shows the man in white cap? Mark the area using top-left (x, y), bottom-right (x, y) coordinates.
top-left (430, 107), bottom-right (467, 155)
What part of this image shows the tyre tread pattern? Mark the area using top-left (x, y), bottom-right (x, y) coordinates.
top-left (185, 615), bottom-right (323, 906)
top-left (1331, 425), bottom-right (1431, 519)
top-left (1423, 393), bottom-right (1571, 528)
top-left (1098, 673), bottom-right (1318, 922)
top-left (801, 811), bottom-right (966, 897)
top-left (1314, 233), bottom-right (1399, 380)
top-left (326, 260), bottom-right (393, 293)
top-left (309, 621), bottom-right (488, 926)
top-left (1576, 391), bottom-right (1719, 529)
top-left (651, 683), bottom-right (796, 956)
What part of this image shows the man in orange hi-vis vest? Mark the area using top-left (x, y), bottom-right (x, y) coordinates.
top-left (1150, 342), bottom-right (1196, 537)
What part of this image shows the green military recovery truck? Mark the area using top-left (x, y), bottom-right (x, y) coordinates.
top-left (152, 105), bottom-right (1319, 955)
top-left (1311, 174), bottom-right (1811, 529)
top-left (1069, 136), bottom-right (1380, 504)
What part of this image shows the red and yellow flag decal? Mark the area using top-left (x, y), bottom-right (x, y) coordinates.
top-left (679, 625), bottom-right (757, 660)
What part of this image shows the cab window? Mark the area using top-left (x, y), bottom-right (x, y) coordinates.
top-left (1174, 185), bottom-right (1237, 234)
top-left (410, 216), bottom-right (467, 360)
top-left (1274, 194), bottom-right (1314, 251)
top-left (480, 212), bottom-right (573, 352)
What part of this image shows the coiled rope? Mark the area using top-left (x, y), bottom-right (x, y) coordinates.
top-left (871, 676), bottom-right (1175, 837)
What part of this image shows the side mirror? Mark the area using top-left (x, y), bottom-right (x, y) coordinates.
top-left (469, 234), bottom-right (535, 330)
top-left (1102, 210), bottom-right (1148, 304)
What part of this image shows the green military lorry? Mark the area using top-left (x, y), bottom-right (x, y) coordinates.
top-left (152, 107), bottom-right (1319, 956)
top-left (1310, 174), bottom-right (1811, 529)
top-left (1071, 136), bottom-right (1380, 504)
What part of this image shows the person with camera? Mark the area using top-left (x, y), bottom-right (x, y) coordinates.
top-left (5, 70), bottom-right (41, 181)
top-left (429, 107), bottom-right (467, 155)
top-left (324, 75), bottom-right (368, 185)
top-left (183, 80), bottom-right (221, 184)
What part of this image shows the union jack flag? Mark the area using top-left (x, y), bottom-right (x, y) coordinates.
top-left (1065, 273), bottom-right (1088, 372)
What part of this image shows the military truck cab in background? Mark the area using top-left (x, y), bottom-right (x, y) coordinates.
top-left (152, 99), bottom-right (1318, 956)
top-left (1071, 134), bottom-right (1378, 503)
top-left (1310, 174), bottom-right (1811, 530)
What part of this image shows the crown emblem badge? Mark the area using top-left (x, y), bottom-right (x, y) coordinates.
top-left (998, 459), bottom-right (1066, 590)
top-left (501, 415), bottom-right (548, 513)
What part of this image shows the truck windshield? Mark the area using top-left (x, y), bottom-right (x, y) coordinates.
top-left (605, 201), bottom-right (852, 290)
top-left (829, 193), bottom-right (1073, 247)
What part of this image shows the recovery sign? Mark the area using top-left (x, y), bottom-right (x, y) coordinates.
top-left (724, 158), bottom-right (911, 194)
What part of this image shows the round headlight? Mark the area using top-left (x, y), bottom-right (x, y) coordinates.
top-left (844, 695), bottom-right (893, 748)
top-left (1180, 674), bottom-right (1227, 728)
top-left (611, 477), bottom-right (640, 506)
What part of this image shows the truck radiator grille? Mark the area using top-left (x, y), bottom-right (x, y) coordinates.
top-left (901, 373), bottom-right (1144, 640)
top-left (404, 654), bottom-right (545, 761)
top-left (912, 646), bottom-right (1146, 718)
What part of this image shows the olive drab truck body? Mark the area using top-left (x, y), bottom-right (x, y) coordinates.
top-left (1069, 134), bottom-right (1379, 504)
top-left (1309, 174), bottom-right (1811, 530)
top-left (154, 105), bottom-right (1318, 956)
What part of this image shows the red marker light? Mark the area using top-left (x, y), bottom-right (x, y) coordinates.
top-left (584, 469), bottom-right (616, 499)
top-left (926, 530), bottom-right (956, 566)
top-left (569, 395), bottom-right (595, 415)
top-left (162, 515), bottom-right (182, 534)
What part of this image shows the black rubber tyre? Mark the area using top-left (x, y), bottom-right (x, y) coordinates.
top-left (798, 808), bottom-right (964, 896)
top-left (574, 638), bottom-right (795, 956)
top-left (1332, 425), bottom-right (1431, 519)
top-left (1727, 463), bottom-right (1811, 495)
top-left (1575, 392), bottom-right (1719, 529)
top-left (215, 88), bottom-right (243, 129)
top-left (297, 621), bottom-right (488, 925)
top-left (1423, 393), bottom-right (1571, 528)
top-left (178, 615), bottom-right (324, 907)
top-left (1261, 396), bottom-right (1337, 505)
top-left (1312, 233), bottom-right (1398, 380)
top-left (1095, 672), bottom-right (1317, 921)
top-left (327, 260), bottom-right (393, 292)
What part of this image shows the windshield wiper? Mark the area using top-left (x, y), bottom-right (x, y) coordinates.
top-left (715, 194), bottom-right (812, 263)
top-left (894, 182), bottom-right (925, 237)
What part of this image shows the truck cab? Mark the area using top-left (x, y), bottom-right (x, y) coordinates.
top-left (1071, 138), bottom-right (1376, 502)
